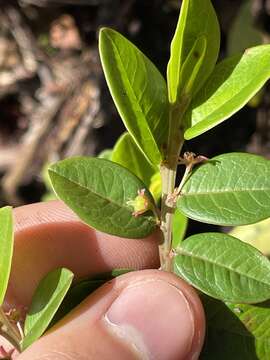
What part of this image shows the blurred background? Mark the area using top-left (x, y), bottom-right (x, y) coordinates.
top-left (0, 0), bottom-right (269, 209)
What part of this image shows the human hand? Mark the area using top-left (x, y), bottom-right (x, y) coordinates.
top-left (3, 201), bottom-right (205, 359)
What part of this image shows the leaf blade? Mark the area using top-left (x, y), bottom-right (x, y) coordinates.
top-left (22, 268), bottom-right (74, 350)
top-left (167, 0), bottom-right (220, 103)
top-left (99, 28), bottom-right (168, 165)
top-left (178, 153), bottom-right (270, 226)
top-left (0, 206), bottom-right (13, 305)
top-left (201, 295), bottom-right (270, 359)
top-left (112, 132), bottom-right (161, 201)
top-left (184, 45), bottom-right (270, 139)
top-left (49, 157), bottom-right (157, 238)
top-left (174, 232), bottom-right (270, 303)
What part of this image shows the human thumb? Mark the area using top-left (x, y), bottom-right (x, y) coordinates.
top-left (18, 270), bottom-right (205, 360)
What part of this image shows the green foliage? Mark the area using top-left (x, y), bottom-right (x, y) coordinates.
top-left (49, 157), bottom-right (157, 238)
top-left (98, 149), bottom-right (113, 160)
top-left (112, 132), bottom-right (161, 201)
top-left (22, 268), bottom-right (74, 350)
top-left (99, 28), bottom-right (168, 165)
top-left (184, 45), bottom-right (270, 139)
top-left (202, 295), bottom-right (270, 359)
top-left (230, 218), bottom-right (270, 257)
top-left (0, 207), bottom-right (13, 306)
top-left (178, 153), bottom-right (270, 226)
top-left (167, 0), bottom-right (220, 103)
top-left (228, 0), bottom-right (262, 56)
top-left (174, 233), bottom-right (270, 303)
top-left (172, 209), bottom-right (188, 248)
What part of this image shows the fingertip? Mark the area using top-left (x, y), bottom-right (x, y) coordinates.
top-left (8, 201), bottom-right (160, 307)
top-left (18, 270), bottom-right (205, 360)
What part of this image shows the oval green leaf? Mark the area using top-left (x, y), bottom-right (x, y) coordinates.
top-left (174, 232), bottom-right (270, 303)
top-left (48, 157), bottom-right (157, 238)
top-left (167, 0), bottom-right (220, 103)
top-left (184, 45), bottom-right (270, 139)
top-left (201, 295), bottom-right (270, 360)
top-left (112, 132), bottom-right (161, 201)
top-left (22, 268), bottom-right (74, 350)
top-left (178, 153), bottom-right (270, 226)
top-left (0, 206), bottom-right (13, 305)
top-left (99, 28), bottom-right (168, 165)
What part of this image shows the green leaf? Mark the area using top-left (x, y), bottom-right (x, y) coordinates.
top-left (178, 153), bottom-right (270, 226)
top-left (112, 132), bottom-right (161, 201)
top-left (0, 206), bottom-right (13, 305)
top-left (167, 0), bottom-right (220, 103)
top-left (177, 36), bottom-right (207, 98)
top-left (227, 0), bottom-right (262, 56)
top-left (172, 209), bottom-right (188, 248)
top-left (174, 232), bottom-right (270, 303)
top-left (99, 28), bottom-right (168, 165)
top-left (98, 149), bottom-right (113, 160)
top-left (201, 295), bottom-right (270, 360)
top-left (184, 45), bottom-right (270, 139)
top-left (50, 269), bottom-right (132, 327)
top-left (48, 157), bottom-right (157, 238)
top-left (230, 218), bottom-right (270, 257)
top-left (22, 268), bottom-right (73, 350)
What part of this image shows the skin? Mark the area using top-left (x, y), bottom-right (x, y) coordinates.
top-left (2, 200), bottom-right (205, 360)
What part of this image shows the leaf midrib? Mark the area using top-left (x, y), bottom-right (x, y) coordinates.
top-left (176, 248), bottom-right (270, 288)
top-left (50, 169), bottom-right (134, 213)
top-left (107, 32), bottom-right (161, 161)
top-left (182, 188), bottom-right (270, 196)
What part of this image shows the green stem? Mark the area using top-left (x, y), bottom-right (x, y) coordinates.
top-left (159, 100), bottom-right (187, 271)
top-left (159, 165), bottom-right (177, 271)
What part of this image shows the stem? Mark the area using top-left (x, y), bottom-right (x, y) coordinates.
top-left (159, 165), bottom-right (178, 272)
top-left (159, 99), bottom-right (187, 271)
top-left (0, 307), bottom-right (22, 352)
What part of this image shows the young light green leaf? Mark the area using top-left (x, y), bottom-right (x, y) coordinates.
top-left (184, 45), bottom-right (270, 139)
top-left (177, 36), bottom-right (207, 98)
top-left (48, 157), bottom-right (157, 238)
top-left (98, 149), bottom-right (113, 160)
top-left (0, 206), bottom-right (13, 305)
top-left (174, 232), bottom-right (270, 303)
top-left (112, 132), bottom-right (161, 201)
top-left (178, 153), bottom-right (270, 226)
top-left (201, 295), bottom-right (270, 360)
top-left (230, 218), bottom-right (270, 257)
top-left (149, 172), bottom-right (162, 204)
top-left (22, 268), bottom-right (73, 350)
top-left (172, 209), bottom-right (188, 248)
top-left (99, 28), bottom-right (168, 165)
top-left (167, 0), bottom-right (220, 103)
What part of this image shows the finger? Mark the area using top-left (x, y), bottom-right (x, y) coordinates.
top-left (7, 201), bottom-right (160, 307)
top-left (18, 270), bottom-right (205, 360)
